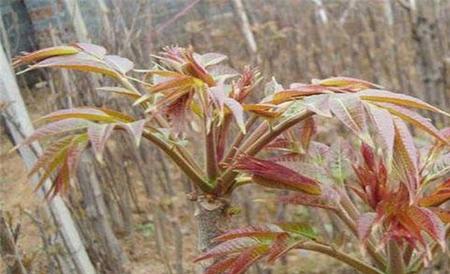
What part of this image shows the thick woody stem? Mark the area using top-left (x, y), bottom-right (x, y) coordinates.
top-left (196, 199), bottom-right (230, 252)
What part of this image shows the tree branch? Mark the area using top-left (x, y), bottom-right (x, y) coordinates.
top-left (297, 241), bottom-right (384, 274)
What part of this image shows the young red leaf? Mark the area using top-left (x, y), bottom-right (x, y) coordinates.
top-left (28, 135), bottom-right (77, 177)
top-left (228, 245), bottom-right (268, 274)
top-left (31, 138), bottom-right (74, 192)
top-left (210, 84), bottom-right (246, 133)
top-left (302, 94), bottom-right (332, 118)
top-left (75, 43), bottom-right (106, 57)
top-left (318, 77), bottom-right (383, 90)
top-left (279, 186), bottom-right (339, 210)
top-left (329, 94), bottom-right (371, 144)
top-left (359, 89), bottom-right (450, 117)
top-left (356, 213), bottom-right (376, 241)
top-left (243, 104), bottom-right (281, 119)
top-left (407, 206), bottom-right (446, 250)
top-left (193, 238), bottom-right (259, 262)
top-left (432, 208), bottom-right (450, 224)
top-left (21, 52), bottom-right (120, 78)
top-left (12, 46), bottom-right (80, 67)
top-left (419, 179), bottom-right (450, 207)
top-left (204, 256), bottom-right (237, 274)
top-left (265, 233), bottom-right (289, 263)
top-left (120, 119), bottom-right (147, 146)
top-left (298, 117), bottom-right (316, 151)
top-left (377, 103), bottom-right (447, 143)
top-left (32, 134), bottom-right (88, 196)
top-left (266, 234), bottom-right (310, 264)
top-left (224, 98), bottom-right (246, 133)
top-left (104, 55), bottom-right (134, 74)
top-left (87, 123), bottom-right (115, 162)
top-left (17, 118), bottom-right (92, 147)
top-left (36, 108), bottom-right (117, 123)
top-left (213, 224), bottom-right (286, 243)
top-left (49, 160), bottom-right (70, 198)
top-left (393, 118), bottom-right (419, 199)
top-left (234, 155), bottom-right (321, 195)
top-left (270, 86), bottom-right (329, 105)
top-left (366, 104), bottom-right (395, 166)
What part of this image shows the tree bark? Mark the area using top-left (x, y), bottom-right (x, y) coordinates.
top-left (230, 0), bottom-right (260, 64)
top-left (195, 198), bottom-right (230, 253)
top-left (0, 211), bottom-right (29, 274)
top-left (77, 153), bottom-right (129, 273)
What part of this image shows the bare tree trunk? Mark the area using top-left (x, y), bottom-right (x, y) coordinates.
top-left (312, 0), bottom-right (329, 24)
top-left (404, 0), bottom-right (447, 124)
top-left (77, 153), bottom-right (129, 273)
top-left (0, 41), bottom-right (96, 274)
top-left (230, 0), bottom-right (260, 64)
top-left (61, 0), bottom-right (89, 42)
top-left (0, 211), bottom-right (29, 274)
top-left (195, 198), bottom-right (230, 253)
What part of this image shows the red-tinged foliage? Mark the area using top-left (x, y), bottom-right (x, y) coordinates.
top-left (14, 43), bottom-right (134, 79)
top-left (353, 143), bottom-right (389, 209)
top-left (36, 108), bottom-right (123, 123)
top-left (265, 117), bottom-right (316, 155)
top-left (329, 94), bottom-right (371, 144)
top-left (13, 44), bottom-right (450, 274)
top-left (87, 123), bottom-right (115, 161)
top-left (353, 143), bottom-right (448, 253)
top-left (213, 224), bottom-right (287, 242)
top-left (356, 213), bottom-right (377, 241)
top-left (365, 104), bottom-right (395, 164)
top-left (231, 66), bottom-right (260, 102)
top-left (226, 245), bottom-right (268, 274)
top-left (358, 89), bottom-right (450, 117)
top-left (196, 223), bottom-right (316, 273)
top-left (204, 257), bottom-right (237, 274)
top-left (393, 118), bottom-right (420, 200)
top-left (377, 103), bottom-right (448, 143)
top-left (419, 179), bottom-right (450, 207)
top-left (17, 118), bottom-right (92, 146)
top-left (234, 154), bottom-right (321, 195)
top-left (279, 186), bottom-right (339, 210)
top-left (316, 76), bottom-right (383, 90)
top-left (12, 46), bottom-right (80, 67)
top-left (270, 87), bottom-right (328, 105)
top-left (243, 103), bottom-right (282, 119)
top-left (32, 134), bottom-right (88, 198)
top-left (193, 238), bottom-right (260, 262)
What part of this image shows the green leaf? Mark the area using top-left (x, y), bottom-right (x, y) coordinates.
top-left (327, 139), bottom-right (353, 184)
